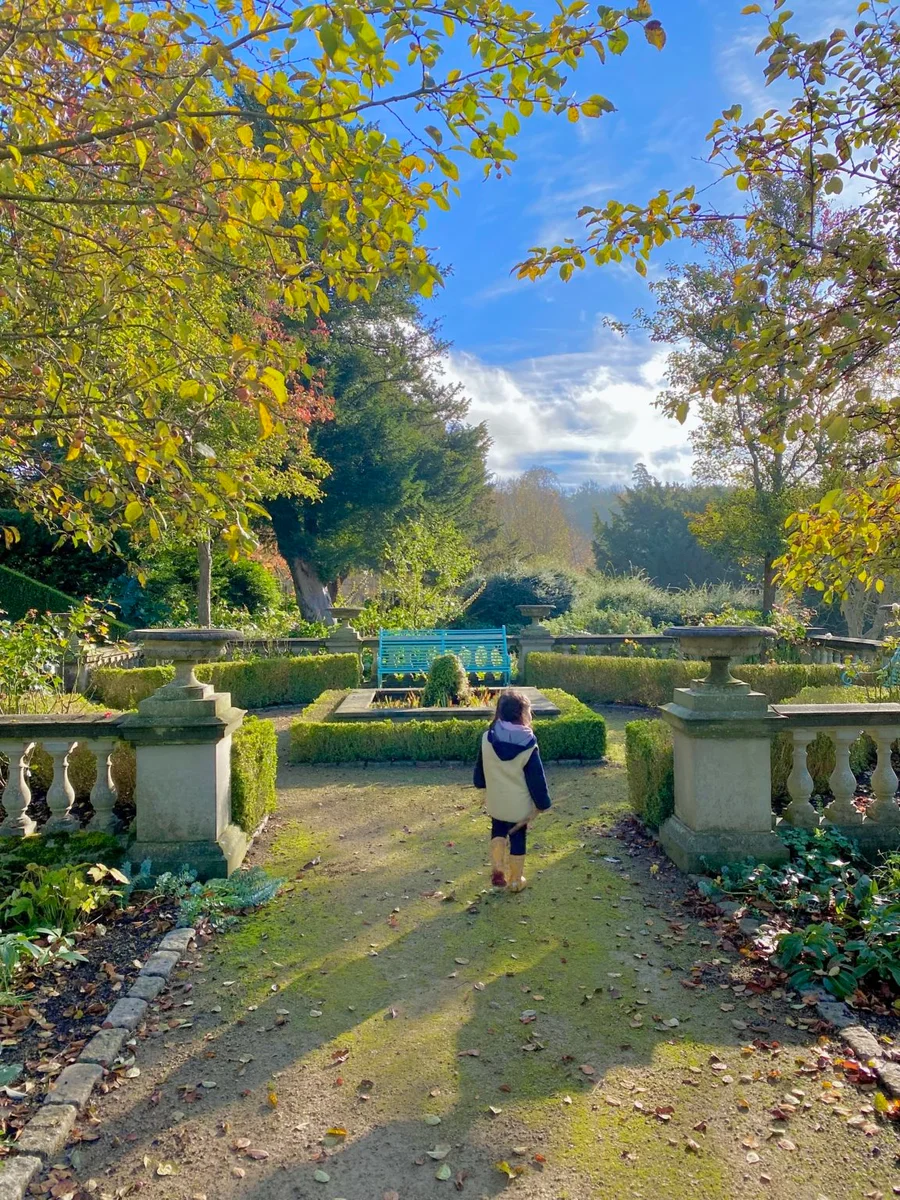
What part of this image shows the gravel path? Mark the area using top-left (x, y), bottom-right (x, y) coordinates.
top-left (68, 723), bottom-right (900, 1200)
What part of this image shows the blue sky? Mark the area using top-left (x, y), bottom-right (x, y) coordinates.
top-left (425, 0), bottom-right (855, 487)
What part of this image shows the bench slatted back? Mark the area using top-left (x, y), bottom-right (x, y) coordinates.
top-left (377, 628), bottom-right (511, 685)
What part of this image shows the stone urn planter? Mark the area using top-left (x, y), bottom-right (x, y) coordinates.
top-left (328, 606), bottom-right (363, 628)
top-left (327, 607), bottom-right (363, 648)
top-left (128, 627), bottom-right (241, 695)
top-left (664, 625), bottom-right (776, 693)
top-left (517, 604), bottom-right (554, 627)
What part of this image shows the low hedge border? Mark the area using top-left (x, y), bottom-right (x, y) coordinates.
top-left (526, 653), bottom-right (843, 708)
top-left (289, 687), bottom-right (606, 764)
top-left (624, 720), bottom-right (674, 829)
top-left (231, 715), bottom-right (278, 834)
top-left (89, 653), bottom-right (361, 710)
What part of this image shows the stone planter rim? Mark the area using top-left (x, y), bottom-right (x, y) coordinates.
top-left (517, 604), bottom-right (554, 618)
top-left (328, 607), bottom-right (363, 620)
top-left (663, 624), bottom-right (776, 641)
top-left (127, 627), bottom-right (242, 645)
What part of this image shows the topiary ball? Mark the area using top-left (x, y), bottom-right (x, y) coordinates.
top-left (422, 653), bottom-right (471, 707)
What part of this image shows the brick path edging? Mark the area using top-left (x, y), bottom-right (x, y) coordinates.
top-left (690, 875), bottom-right (900, 1100)
top-left (0, 925), bottom-right (196, 1200)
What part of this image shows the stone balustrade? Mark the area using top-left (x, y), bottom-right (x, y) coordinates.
top-left (0, 628), bottom-right (250, 881)
top-left (775, 703), bottom-right (900, 850)
top-left (0, 715), bottom-right (126, 838)
top-left (657, 625), bottom-right (900, 872)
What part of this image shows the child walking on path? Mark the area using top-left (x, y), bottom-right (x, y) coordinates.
top-left (473, 688), bottom-right (551, 892)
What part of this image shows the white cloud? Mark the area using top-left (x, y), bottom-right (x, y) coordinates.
top-left (443, 322), bottom-right (695, 486)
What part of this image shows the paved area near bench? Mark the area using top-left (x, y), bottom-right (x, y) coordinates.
top-left (68, 715), bottom-right (900, 1199)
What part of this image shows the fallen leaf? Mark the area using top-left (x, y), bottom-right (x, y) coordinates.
top-left (495, 1161), bottom-right (524, 1179)
top-left (314, 1170), bottom-right (330, 1183)
top-left (458, 1049), bottom-right (480, 1058)
top-left (425, 1115), bottom-right (442, 1126)
top-left (436, 1164), bottom-right (452, 1181)
top-left (580, 1064), bottom-right (595, 1076)
top-left (427, 1145), bottom-right (452, 1161)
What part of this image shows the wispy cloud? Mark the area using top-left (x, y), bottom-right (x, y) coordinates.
top-left (443, 321), bottom-right (694, 486)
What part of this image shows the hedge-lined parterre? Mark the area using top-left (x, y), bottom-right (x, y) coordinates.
top-left (289, 688), bottom-right (606, 763)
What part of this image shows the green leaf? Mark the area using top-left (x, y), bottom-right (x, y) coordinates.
top-left (124, 501), bottom-right (143, 524)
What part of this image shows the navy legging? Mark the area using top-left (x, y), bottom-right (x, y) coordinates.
top-left (491, 818), bottom-right (526, 856)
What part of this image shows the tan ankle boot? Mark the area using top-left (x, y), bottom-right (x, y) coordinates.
top-left (490, 837), bottom-right (508, 888)
top-left (508, 855), bottom-right (527, 892)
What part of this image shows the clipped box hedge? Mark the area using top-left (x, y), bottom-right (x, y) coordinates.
top-left (526, 653), bottom-right (843, 708)
top-left (90, 653), bottom-right (361, 710)
top-left (231, 715), bottom-right (278, 833)
top-left (289, 687), bottom-right (606, 764)
top-left (0, 563), bottom-right (130, 634)
top-left (625, 719), bottom-right (674, 829)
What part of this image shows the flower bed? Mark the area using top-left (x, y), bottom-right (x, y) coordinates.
top-left (711, 826), bottom-right (900, 1009)
top-left (289, 687), bottom-right (606, 763)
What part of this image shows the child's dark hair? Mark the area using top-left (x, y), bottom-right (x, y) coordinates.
top-left (494, 687), bottom-right (532, 725)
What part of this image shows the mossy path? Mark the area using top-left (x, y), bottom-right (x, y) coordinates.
top-left (75, 715), bottom-right (900, 1199)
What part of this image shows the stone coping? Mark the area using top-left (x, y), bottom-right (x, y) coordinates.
top-left (332, 686), bottom-right (561, 723)
top-left (664, 624), bottom-right (777, 639)
top-left (0, 714), bottom-right (125, 740)
top-left (774, 702), bottom-right (900, 727)
top-left (1, 924), bottom-right (196, 1200)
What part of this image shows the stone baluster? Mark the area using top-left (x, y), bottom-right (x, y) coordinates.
top-left (85, 738), bottom-right (118, 833)
top-left (824, 728), bottom-right (864, 826)
top-left (782, 730), bottom-right (819, 827)
top-left (0, 739), bottom-right (36, 836)
top-left (868, 728), bottom-right (900, 826)
top-left (42, 739), bottom-right (78, 833)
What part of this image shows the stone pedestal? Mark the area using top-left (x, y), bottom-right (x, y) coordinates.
top-left (517, 605), bottom-right (554, 682)
top-left (122, 628), bottom-right (247, 880)
top-left (326, 607), bottom-right (363, 655)
top-left (658, 625), bottom-right (788, 873)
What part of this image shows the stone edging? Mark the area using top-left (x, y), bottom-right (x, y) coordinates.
top-left (691, 875), bottom-right (900, 1101)
top-left (0, 925), bottom-right (196, 1200)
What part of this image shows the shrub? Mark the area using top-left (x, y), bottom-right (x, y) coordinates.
top-left (624, 720), bottom-right (674, 829)
top-left (231, 716), bottom-right (277, 834)
top-left (525, 653), bottom-right (843, 707)
top-left (551, 573), bottom-right (761, 635)
top-left (421, 654), bottom-right (470, 706)
top-left (289, 688), bottom-right (606, 763)
top-left (89, 653), bottom-right (361, 710)
top-left (460, 568), bottom-right (578, 628)
top-left (89, 665), bottom-right (172, 708)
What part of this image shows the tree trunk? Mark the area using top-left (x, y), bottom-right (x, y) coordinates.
top-left (762, 555), bottom-right (776, 620)
top-left (197, 540), bottom-right (212, 627)
top-left (285, 554), bottom-right (334, 623)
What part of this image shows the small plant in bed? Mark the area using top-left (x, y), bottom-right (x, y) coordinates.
top-left (372, 686), bottom-right (495, 710)
top-left (421, 653), bottom-right (471, 707)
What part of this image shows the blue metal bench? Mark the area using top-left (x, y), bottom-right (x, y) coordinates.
top-left (377, 628), bottom-right (511, 686)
